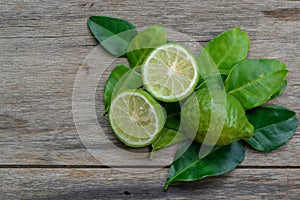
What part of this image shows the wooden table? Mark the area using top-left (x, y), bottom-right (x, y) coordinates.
top-left (1, 0), bottom-right (299, 199)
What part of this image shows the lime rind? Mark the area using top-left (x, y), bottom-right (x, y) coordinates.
top-left (142, 43), bottom-right (199, 102)
top-left (108, 89), bottom-right (165, 147)
top-left (110, 121), bottom-right (155, 147)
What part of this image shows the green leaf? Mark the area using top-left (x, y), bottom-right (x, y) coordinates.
top-left (271, 79), bottom-right (287, 99)
top-left (225, 59), bottom-right (288, 109)
top-left (164, 102), bottom-right (181, 131)
top-left (87, 16), bottom-right (137, 56)
top-left (245, 106), bottom-right (298, 152)
top-left (197, 27), bottom-right (249, 76)
top-left (164, 141), bottom-right (246, 190)
top-left (150, 102), bottom-right (187, 154)
top-left (151, 128), bottom-right (187, 152)
top-left (195, 73), bottom-right (228, 90)
top-left (127, 25), bottom-right (166, 67)
top-left (103, 64), bottom-right (142, 114)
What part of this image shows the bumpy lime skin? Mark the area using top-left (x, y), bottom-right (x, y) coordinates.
top-left (181, 88), bottom-right (254, 146)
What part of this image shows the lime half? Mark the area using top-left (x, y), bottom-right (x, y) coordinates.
top-left (108, 89), bottom-right (165, 147)
top-left (142, 43), bottom-right (199, 102)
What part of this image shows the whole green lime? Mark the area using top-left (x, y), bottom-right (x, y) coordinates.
top-left (181, 88), bottom-right (254, 145)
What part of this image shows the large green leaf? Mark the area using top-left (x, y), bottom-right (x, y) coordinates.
top-left (246, 106), bottom-right (298, 152)
top-left (127, 25), bottom-right (166, 67)
top-left (164, 141), bottom-right (246, 190)
top-left (197, 27), bottom-right (249, 76)
top-left (103, 64), bottom-right (142, 114)
top-left (87, 16), bottom-right (137, 56)
top-left (225, 59), bottom-right (288, 109)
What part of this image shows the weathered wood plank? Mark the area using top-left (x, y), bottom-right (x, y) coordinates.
top-left (0, 168), bottom-right (299, 199)
top-left (1, 0), bottom-right (299, 40)
top-left (1, 38), bottom-right (299, 166)
top-left (0, 0), bottom-right (299, 166)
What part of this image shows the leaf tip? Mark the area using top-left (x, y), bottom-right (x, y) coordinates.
top-left (88, 16), bottom-right (97, 23)
top-left (163, 182), bottom-right (170, 191)
top-left (87, 18), bottom-right (92, 26)
top-left (235, 26), bottom-right (242, 30)
top-left (156, 24), bottom-right (165, 29)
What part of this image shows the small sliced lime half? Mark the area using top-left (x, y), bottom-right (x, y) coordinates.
top-left (108, 89), bottom-right (165, 147)
top-left (142, 43), bottom-right (199, 102)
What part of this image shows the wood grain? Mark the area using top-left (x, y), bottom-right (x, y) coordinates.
top-left (1, 0), bottom-right (299, 166)
top-left (0, 168), bottom-right (299, 199)
top-left (0, 0), bottom-right (300, 199)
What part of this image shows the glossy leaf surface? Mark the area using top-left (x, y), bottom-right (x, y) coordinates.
top-left (271, 79), bottom-right (287, 99)
top-left (164, 141), bottom-right (246, 190)
top-left (225, 59), bottom-right (288, 109)
top-left (197, 27), bottom-right (249, 76)
top-left (151, 128), bottom-right (187, 152)
top-left (87, 16), bottom-right (137, 56)
top-left (246, 106), bottom-right (298, 152)
top-left (127, 25), bottom-right (166, 67)
top-left (103, 65), bottom-right (142, 113)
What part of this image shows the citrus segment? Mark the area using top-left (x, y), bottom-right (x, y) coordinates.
top-left (142, 43), bottom-right (199, 102)
top-left (108, 89), bottom-right (165, 147)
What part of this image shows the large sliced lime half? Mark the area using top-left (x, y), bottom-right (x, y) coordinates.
top-left (142, 43), bottom-right (199, 102)
top-left (108, 89), bottom-right (165, 147)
